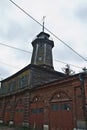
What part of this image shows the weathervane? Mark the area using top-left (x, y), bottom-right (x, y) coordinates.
top-left (42, 16), bottom-right (46, 32)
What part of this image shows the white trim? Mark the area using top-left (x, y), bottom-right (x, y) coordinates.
top-left (34, 44), bottom-right (39, 64)
top-left (44, 44), bottom-right (46, 64)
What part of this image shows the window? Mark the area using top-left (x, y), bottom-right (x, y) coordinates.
top-left (1, 86), bottom-right (6, 94)
top-left (16, 109), bottom-right (24, 112)
top-left (31, 108), bottom-right (37, 114)
top-left (31, 108), bottom-right (44, 114)
top-left (51, 104), bottom-right (59, 111)
top-left (39, 108), bottom-right (44, 113)
top-left (9, 81), bottom-right (15, 92)
top-left (19, 75), bottom-right (28, 88)
top-left (51, 103), bottom-right (71, 111)
top-left (61, 103), bottom-right (71, 110)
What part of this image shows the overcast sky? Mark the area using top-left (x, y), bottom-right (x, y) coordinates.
top-left (0, 0), bottom-right (87, 79)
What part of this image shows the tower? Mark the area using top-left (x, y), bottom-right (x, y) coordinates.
top-left (31, 31), bottom-right (54, 70)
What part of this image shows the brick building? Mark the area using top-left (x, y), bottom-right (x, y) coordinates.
top-left (0, 31), bottom-right (87, 130)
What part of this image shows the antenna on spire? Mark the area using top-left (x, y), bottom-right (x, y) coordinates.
top-left (42, 16), bottom-right (46, 32)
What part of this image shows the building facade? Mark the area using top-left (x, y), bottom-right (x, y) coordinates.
top-left (0, 31), bottom-right (87, 130)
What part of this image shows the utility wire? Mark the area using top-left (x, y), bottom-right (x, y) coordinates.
top-left (0, 43), bottom-right (31, 69)
top-left (0, 42), bottom-right (82, 70)
top-left (0, 42), bottom-right (83, 69)
top-left (9, 0), bottom-right (87, 61)
top-left (0, 58), bottom-right (82, 71)
top-left (54, 59), bottom-right (82, 69)
top-left (0, 60), bottom-right (20, 69)
top-left (0, 42), bottom-right (31, 70)
top-left (0, 42), bottom-right (31, 54)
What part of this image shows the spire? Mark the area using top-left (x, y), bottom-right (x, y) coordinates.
top-left (42, 16), bottom-right (46, 32)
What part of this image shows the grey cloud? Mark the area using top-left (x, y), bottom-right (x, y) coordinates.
top-left (2, 19), bottom-right (40, 43)
top-left (75, 4), bottom-right (87, 22)
top-left (0, 66), bottom-right (12, 79)
top-left (53, 45), bottom-right (83, 63)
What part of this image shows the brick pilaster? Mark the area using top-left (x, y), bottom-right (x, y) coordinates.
top-left (23, 92), bottom-right (30, 126)
top-left (9, 96), bottom-right (16, 125)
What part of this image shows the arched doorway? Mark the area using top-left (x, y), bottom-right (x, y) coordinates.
top-left (29, 96), bottom-right (44, 129)
top-left (14, 99), bottom-right (24, 125)
top-left (49, 91), bottom-right (73, 130)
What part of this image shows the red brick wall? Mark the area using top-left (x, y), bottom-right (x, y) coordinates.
top-left (0, 75), bottom-right (87, 129)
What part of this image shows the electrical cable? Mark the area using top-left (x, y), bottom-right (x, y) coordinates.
top-left (9, 0), bottom-right (87, 61)
top-left (54, 59), bottom-right (82, 69)
top-left (0, 42), bottom-right (31, 54)
top-left (0, 42), bottom-right (82, 70)
top-left (0, 60), bottom-right (20, 69)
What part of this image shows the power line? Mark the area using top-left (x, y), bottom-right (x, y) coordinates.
top-left (0, 42), bottom-right (31, 69)
top-left (54, 59), bottom-right (82, 69)
top-left (0, 58), bottom-right (82, 72)
top-left (9, 0), bottom-right (87, 61)
top-left (0, 41), bottom-right (82, 70)
top-left (0, 60), bottom-right (20, 69)
top-left (0, 42), bottom-right (32, 54)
